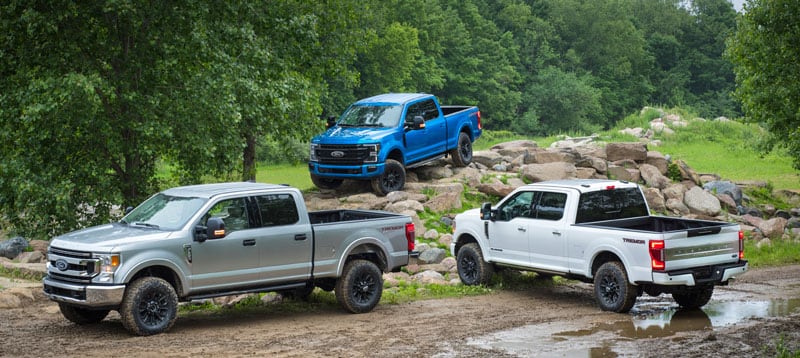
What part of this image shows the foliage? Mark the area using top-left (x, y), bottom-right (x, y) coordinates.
top-left (726, 0), bottom-right (800, 170)
top-left (744, 239), bottom-right (800, 268)
top-left (0, 0), bottom-right (768, 238)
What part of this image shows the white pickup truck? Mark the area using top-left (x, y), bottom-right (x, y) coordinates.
top-left (451, 179), bottom-right (748, 313)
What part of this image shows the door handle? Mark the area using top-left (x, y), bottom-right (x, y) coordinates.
top-left (243, 239), bottom-right (256, 246)
top-left (552, 231), bottom-right (561, 236)
top-left (294, 234), bottom-right (307, 241)
top-left (517, 227), bottom-right (527, 232)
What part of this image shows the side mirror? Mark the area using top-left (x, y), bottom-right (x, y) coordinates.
top-left (194, 225), bottom-right (208, 242)
top-left (326, 116), bottom-right (337, 129)
top-left (125, 206), bottom-right (134, 215)
top-left (201, 217), bottom-right (227, 241)
top-left (413, 116), bottom-right (426, 130)
top-left (480, 202), bottom-right (494, 221)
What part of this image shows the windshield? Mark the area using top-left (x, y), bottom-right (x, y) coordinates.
top-left (338, 104), bottom-right (402, 128)
top-left (122, 193), bottom-right (207, 231)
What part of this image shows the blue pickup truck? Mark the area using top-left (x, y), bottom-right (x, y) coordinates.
top-left (309, 93), bottom-right (482, 195)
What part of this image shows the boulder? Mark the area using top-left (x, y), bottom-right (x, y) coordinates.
top-left (639, 163), bottom-right (670, 189)
top-left (472, 150), bottom-right (504, 167)
top-left (606, 165), bottom-right (638, 182)
top-left (703, 181), bottom-right (743, 206)
top-left (478, 183), bottom-right (515, 197)
top-left (575, 156), bottom-right (607, 174)
top-left (0, 237), bottom-right (28, 259)
top-left (645, 151), bottom-right (669, 174)
top-left (410, 270), bottom-right (448, 285)
top-left (643, 187), bottom-right (666, 212)
top-left (662, 183), bottom-right (687, 201)
top-left (606, 142), bottom-right (647, 162)
top-left (385, 200), bottom-right (424, 213)
top-left (424, 192), bottom-right (462, 213)
top-left (418, 248), bottom-right (447, 264)
top-left (666, 198), bottom-right (691, 216)
top-left (683, 187), bottom-right (721, 216)
top-left (675, 159), bottom-right (702, 185)
top-left (520, 163), bottom-right (577, 182)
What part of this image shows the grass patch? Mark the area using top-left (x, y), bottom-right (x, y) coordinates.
top-left (0, 266), bottom-right (46, 281)
top-left (744, 239), bottom-right (800, 268)
top-left (255, 163), bottom-right (313, 190)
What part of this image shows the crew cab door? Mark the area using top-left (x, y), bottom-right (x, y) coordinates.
top-left (403, 98), bottom-right (447, 163)
top-left (486, 191), bottom-right (535, 266)
top-left (526, 190), bottom-right (569, 272)
top-left (250, 192), bottom-right (313, 283)
top-left (190, 197), bottom-right (260, 291)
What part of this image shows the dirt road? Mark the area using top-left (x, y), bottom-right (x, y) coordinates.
top-left (1, 265), bottom-right (798, 357)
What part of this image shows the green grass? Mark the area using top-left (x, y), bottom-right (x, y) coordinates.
top-left (744, 239), bottom-right (800, 268)
top-left (255, 163), bottom-right (313, 191)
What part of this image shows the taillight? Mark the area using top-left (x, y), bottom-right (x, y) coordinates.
top-left (477, 111), bottom-right (482, 129)
top-left (649, 240), bottom-right (665, 270)
top-left (738, 230), bottom-right (745, 259)
top-left (405, 222), bottom-right (415, 251)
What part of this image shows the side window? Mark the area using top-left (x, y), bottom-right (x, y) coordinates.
top-left (204, 198), bottom-right (250, 233)
top-left (405, 99), bottom-right (439, 123)
top-left (534, 192), bottom-right (567, 221)
top-left (254, 193), bottom-right (300, 227)
top-left (497, 191), bottom-right (536, 221)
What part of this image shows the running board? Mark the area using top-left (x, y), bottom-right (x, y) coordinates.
top-left (406, 154), bottom-right (447, 169)
top-left (186, 281), bottom-right (308, 300)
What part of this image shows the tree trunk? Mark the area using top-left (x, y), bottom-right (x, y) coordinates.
top-left (243, 133), bottom-right (257, 182)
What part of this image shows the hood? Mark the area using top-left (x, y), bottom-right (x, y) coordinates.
top-left (312, 126), bottom-right (396, 144)
top-left (50, 222), bottom-right (174, 252)
top-left (457, 208), bottom-right (482, 220)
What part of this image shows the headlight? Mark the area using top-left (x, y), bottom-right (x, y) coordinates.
top-left (365, 144), bottom-right (380, 163)
top-left (310, 143), bottom-right (319, 162)
top-left (94, 254), bottom-right (120, 283)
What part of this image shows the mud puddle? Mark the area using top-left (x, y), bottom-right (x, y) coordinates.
top-left (468, 293), bottom-right (800, 357)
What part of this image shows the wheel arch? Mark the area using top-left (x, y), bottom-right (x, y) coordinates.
top-left (125, 264), bottom-right (185, 298)
top-left (337, 240), bottom-right (390, 275)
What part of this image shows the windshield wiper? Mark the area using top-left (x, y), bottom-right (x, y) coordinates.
top-left (132, 222), bottom-right (160, 229)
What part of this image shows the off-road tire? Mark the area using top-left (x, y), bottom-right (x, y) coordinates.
top-left (335, 259), bottom-right (383, 313)
top-left (120, 277), bottom-right (178, 336)
top-left (456, 243), bottom-right (494, 286)
top-left (371, 159), bottom-right (405, 195)
top-left (672, 286), bottom-right (714, 309)
top-left (449, 132), bottom-right (473, 167)
top-left (594, 261), bottom-right (637, 313)
top-left (311, 174), bottom-right (344, 190)
top-left (59, 303), bottom-right (109, 325)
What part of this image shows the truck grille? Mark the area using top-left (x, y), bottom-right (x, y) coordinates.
top-left (314, 144), bottom-right (372, 165)
top-left (47, 246), bottom-right (98, 283)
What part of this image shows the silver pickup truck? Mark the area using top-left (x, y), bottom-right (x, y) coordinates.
top-left (43, 182), bottom-right (415, 335)
top-left (452, 179), bottom-right (748, 313)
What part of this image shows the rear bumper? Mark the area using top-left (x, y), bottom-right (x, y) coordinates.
top-left (651, 260), bottom-right (748, 286)
top-left (43, 276), bottom-right (125, 308)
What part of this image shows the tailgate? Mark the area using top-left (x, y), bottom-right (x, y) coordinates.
top-left (662, 224), bottom-right (741, 271)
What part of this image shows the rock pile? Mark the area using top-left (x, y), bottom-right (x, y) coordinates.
top-left (2, 135), bottom-right (798, 303)
top-left (305, 138), bottom-right (800, 287)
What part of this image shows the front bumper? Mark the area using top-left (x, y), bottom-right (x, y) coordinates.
top-left (651, 260), bottom-right (748, 286)
top-left (309, 162), bottom-right (385, 179)
top-left (43, 277), bottom-right (125, 308)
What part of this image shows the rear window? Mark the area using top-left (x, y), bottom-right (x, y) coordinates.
top-left (575, 187), bottom-right (648, 224)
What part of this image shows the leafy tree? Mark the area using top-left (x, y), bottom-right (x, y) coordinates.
top-left (0, 1), bottom-right (242, 238)
top-left (727, 0), bottom-right (800, 169)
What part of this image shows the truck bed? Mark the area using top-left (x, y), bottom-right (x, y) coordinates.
top-left (577, 216), bottom-right (736, 236)
top-left (308, 209), bottom-right (403, 224)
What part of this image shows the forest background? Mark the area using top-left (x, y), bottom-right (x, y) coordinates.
top-left (0, 0), bottom-right (797, 239)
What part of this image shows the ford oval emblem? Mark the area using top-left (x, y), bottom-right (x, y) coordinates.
top-left (55, 259), bottom-right (69, 271)
top-left (331, 151), bottom-right (345, 158)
